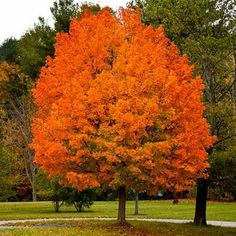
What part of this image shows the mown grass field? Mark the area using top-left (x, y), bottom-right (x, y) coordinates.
top-left (0, 200), bottom-right (235, 221)
top-left (0, 200), bottom-right (235, 235)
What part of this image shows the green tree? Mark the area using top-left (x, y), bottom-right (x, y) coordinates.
top-left (17, 17), bottom-right (55, 79)
top-left (0, 38), bottom-right (18, 63)
top-left (36, 170), bottom-right (94, 212)
top-left (17, 1), bottom-right (101, 80)
top-left (209, 151), bottom-right (236, 200)
top-left (140, 0), bottom-right (236, 225)
top-left (51, 0), bottom-right (101, 32)
top-left (64, 188), bottom-right (94, 212)
top-left (50, 0), bottom-right (80, 32)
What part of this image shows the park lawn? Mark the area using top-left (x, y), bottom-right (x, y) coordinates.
top-left (0, 220), bottom-right (236, 236)
top-left (0, 200), bottom-right (235, 221)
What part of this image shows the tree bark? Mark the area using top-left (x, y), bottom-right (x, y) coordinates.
top-left (117, 185), bottom-right (126, 224)
top-left (32, 181), bottom-right (37, 201)
top-left (194, 178), bottom-right (208, 226)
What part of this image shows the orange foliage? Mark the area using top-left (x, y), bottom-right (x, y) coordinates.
top-left (31, 8), bottom-right (215, 193)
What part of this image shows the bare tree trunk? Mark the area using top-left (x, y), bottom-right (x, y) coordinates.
top-left (30, 155), bottom-right (37, 201)
top-left (32, 183), bottom-right (37, 201)
top-left (24, 150), bottom-right (37, 201)
top-left (8, 99), bottom-right (38, 201)
top-left (117, 185), bottom-right (126, 224)
top-left (31, 167), bottom-right (37, 202)
top-left (134, 191), bottom-right (139, 215)
top-left (194, 178), bottom-right (208, 226)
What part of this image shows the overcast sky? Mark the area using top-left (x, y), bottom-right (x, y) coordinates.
top-left (0, 0), bottom-right (129, 45)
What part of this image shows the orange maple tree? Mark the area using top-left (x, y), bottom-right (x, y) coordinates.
top-left (31, 8), bottom-right (215, 223)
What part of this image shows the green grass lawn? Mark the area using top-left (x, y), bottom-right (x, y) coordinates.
top-left (0, 199), bottom-right (235, 221)
top-left (0, 200), bottom-right (236, 236)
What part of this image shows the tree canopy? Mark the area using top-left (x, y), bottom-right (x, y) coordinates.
top-left (31, 9), bottom-right (214, 198)
top-left (0, 38), bottom-right (18, 63)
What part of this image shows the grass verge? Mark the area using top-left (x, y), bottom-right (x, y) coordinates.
top-left (0, 200), bottom-right (235, 221)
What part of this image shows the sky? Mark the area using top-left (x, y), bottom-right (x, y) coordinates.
top-left (0, 0), bottom-right (129, 45)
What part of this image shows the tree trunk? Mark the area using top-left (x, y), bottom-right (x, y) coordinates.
top-left (194, 178), bottom-right (208, 226)
top-left (32, 182), bottom-right (37, 201)
top-left (53, 200), bottom-right (63, 212)
top-left (134, 192), bottom-right (139, 215)
top-left (74, 202), bottom-right (83, 212)
top-left (23, 148), bottom-right (38, 201)
top-left (117, 185), bottom-right (126, 224)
